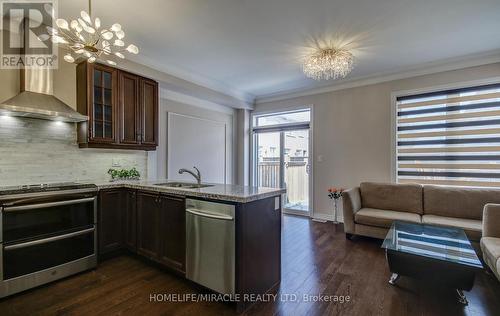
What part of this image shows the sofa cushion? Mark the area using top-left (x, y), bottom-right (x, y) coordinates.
top-left (422, 214), bottom-right (482, 241)
top-left (481, 237), bottom-right (500, 263)
top-left (360, 182), bottom-right (423, 214)
top-left (481, 237), bottom-right (500, 280)
top-left (354, 208), bottom-right (421, 228)
top-left (423, 185), bottom-right (500, 220)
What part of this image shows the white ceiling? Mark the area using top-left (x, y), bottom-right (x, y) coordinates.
top-left (60, 0), bottom-right (500, 103)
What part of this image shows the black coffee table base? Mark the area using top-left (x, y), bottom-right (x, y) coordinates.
top-left (386, 249), bottom-right (478, 305)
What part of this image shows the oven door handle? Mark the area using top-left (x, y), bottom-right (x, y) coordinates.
top-left (2, 197), bottom-right (96, 212)
top-left (3, 227), bottom-right (95, 251)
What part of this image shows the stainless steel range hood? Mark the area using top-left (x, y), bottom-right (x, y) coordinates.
top-left (0, 20), bottom-right (87, 123)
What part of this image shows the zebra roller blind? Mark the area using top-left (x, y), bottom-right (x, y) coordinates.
top-left (396, 83), bottom-right (500, 188)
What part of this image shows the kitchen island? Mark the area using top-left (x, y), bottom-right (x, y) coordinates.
top-left (96, 180), bottom-right (285, 313)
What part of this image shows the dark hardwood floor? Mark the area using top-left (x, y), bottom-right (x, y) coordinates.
top-left (1, 215), bottom-right (499, 316)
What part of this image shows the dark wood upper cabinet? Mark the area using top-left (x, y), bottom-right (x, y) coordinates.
top-left (77, 62), bottom-right (158, 151)
top-left (140, 78), bottom-right (158, 146)
top-left (98, 189), bottom-right (123, 256)
top-left (158, 195), bottom-right (186, 273)
top-left (77, 62), bottom-right (118, 145)
top-left (119, 72), bottom-right (140, 145)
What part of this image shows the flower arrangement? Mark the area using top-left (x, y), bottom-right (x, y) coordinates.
top-left (108, 167), bottom-right (141, 181)
top-left (327, 187), bottom-right (344, 224)
top-left (328, 187), bottom-right (344, 200)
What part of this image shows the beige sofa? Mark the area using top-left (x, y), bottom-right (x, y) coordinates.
top-left (342, 182), bottom-right (500, 242)
top-left (481, 204), bottom-right (500, 280)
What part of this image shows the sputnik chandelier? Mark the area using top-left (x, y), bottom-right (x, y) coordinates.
top-left (302, 48), bottom-right (354, 81)
top-left (39, 0), bottom-right (139, 66)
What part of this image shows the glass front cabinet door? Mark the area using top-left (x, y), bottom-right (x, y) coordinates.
top-left (91, 65), bottom-right (116, 142)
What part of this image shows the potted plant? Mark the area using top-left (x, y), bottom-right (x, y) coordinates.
top-left (107, 167), bottom-right (141, 181)
top-left (328, 187), bottom-right (344, 224)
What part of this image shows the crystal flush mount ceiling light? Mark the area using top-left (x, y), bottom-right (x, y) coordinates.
top-left (302, 48), bottom-right (354, 81)
top-left (39, 0), bottom-right (139, 66)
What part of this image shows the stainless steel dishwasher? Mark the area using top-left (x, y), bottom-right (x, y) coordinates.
top-left (185, 199), bottom-right (235, 295)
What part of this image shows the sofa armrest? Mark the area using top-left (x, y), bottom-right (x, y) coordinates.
top-left (483, 203), bottom-right (500, 238)
top-left (342, 187), bottom-right (361, 234)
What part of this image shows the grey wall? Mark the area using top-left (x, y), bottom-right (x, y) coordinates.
top-left (254, 62), bottom-right (500, 220)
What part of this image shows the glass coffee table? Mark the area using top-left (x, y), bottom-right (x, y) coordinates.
top-left (381, 221), bottom-right (483, 305)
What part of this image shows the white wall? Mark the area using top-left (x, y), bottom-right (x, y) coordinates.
top-left (254, 62), bottom-right (500, 221)
top-left (236, 109), bottom-right (250, 185)
top-left (150, 93), bottom-right (237, 184)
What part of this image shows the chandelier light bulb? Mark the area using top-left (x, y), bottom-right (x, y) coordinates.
top-left (101, 31), bottom-right (114, 40)
top-left (302, 48), bottom-right (354, 80)
top-left (46, 26), bottom-right (57, 35)
top-left (77, 18), bottom-right (87, 28)
top-left (80, 11), bottom-right (92, 24)
top-left (116, 30), bottom-right (125, 39)
top-left (64, 54), bottom-right (75, 63)
top-left (126, 44), bottom-right (139, 54)
top-left (110, 23), bottom-right (121, 32)
top-left (55, 18), bottom-right (69, 30)
top-left (70, 20), bottom-right (78, 29)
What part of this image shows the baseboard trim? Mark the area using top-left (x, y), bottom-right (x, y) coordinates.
top-left (311, 218), bottom-right (328, 223)
top-left (311, 212), bottom-right (343, 223)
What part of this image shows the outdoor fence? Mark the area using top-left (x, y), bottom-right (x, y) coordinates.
top-left (258, 157), bottom-right (308, 205)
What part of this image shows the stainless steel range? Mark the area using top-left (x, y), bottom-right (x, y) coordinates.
top-left (0, 182), bottom-right (98, 298)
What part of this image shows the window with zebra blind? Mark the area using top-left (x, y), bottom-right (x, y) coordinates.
top-left (396, 83), bottom-right (500, 188)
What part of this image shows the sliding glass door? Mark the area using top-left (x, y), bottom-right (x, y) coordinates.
top-left (255, 132), bottom-right (281, 188)
top-left (252, 109), bottom-right (311, 216)
top-left (283, 129), bottom-right (309, 212)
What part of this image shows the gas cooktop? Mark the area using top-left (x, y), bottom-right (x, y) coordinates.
top-left (0, 182), bottom-right (97, 195)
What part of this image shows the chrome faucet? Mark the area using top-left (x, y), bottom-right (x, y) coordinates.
top-left (178, 166), bottom-right (201, 185)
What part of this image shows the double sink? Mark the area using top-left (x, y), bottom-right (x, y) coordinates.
top-left (154, 182), bottom-right (214, 189)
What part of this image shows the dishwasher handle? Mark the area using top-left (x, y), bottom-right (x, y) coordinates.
top-left (186, 208), bottom-right (234, 221)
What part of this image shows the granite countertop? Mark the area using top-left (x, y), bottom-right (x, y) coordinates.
top-left (92, 180), bottom-right (286, 203)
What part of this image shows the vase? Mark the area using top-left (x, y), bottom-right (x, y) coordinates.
top-left (333, 198), bottom-right (340, 224)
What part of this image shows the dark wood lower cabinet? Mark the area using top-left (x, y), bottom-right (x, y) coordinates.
top-left (136, 191), bottom-right (161, 260)
top-left (235, 196), bottom-right (282, 313)
top-left (123, 190), bottom-right (137, 252)
top-left (98, 189), bottom-right (123, 255)
top-left (134, 191), bottom-right (186, 273)
top-left (158, 195), bottom-right (186, 273)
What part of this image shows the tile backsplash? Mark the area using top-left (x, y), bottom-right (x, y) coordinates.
top-left (0, 116), bottom-right (148, 186)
